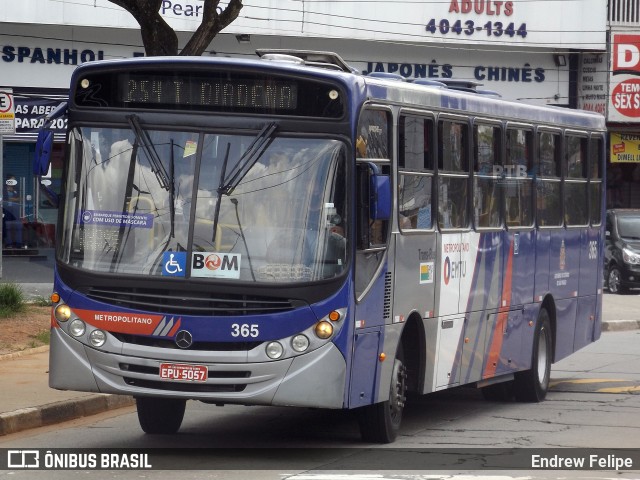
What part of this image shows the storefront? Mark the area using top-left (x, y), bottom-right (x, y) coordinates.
top-left (0, 21), bottom-right (141, 254)
top-left (2, 90), bottom-right (66, 253)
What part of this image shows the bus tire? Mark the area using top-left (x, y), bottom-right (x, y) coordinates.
top-left (514, 308), bottom-right (552, 402)
top-left (136, 397), bottom-right (186, 434)
top-left (357, 350), bottom-right (407, 443)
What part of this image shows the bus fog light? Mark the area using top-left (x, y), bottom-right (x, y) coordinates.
top-left (314, 321), bottom-right (333, 339)
top-left (54, 304), bottom-right (71, 322)
top-left (291, 334), bottom-right (310, 352)
top-left (69, 319), bottom-right (86, 337)
top-left (89, 329), bottom-right (107, 347)
top-left (266, 341), bottom-right (284, 359)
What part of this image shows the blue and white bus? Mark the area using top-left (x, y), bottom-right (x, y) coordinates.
top-left (40, 50), bottom-right (606, 442)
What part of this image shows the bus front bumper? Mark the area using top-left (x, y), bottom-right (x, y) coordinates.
top-left (49, 327), bottom-right (347, 409)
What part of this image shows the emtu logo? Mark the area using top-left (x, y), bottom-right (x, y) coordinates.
top-left (443, 256), bottom-right (467, 285)
top-left (444, 257), bottom-right (451, 285)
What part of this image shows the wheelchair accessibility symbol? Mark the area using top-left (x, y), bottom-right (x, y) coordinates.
top-left (162, 252), bottom-right (186, 277)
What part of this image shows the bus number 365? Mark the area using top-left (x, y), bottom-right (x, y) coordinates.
top-left (231, 324), bottom-right (260, 338)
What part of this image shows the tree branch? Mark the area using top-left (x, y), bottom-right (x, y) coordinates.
top-left (108, 0), bottom-right (179, 56)
top-left (180, 0), bottom-right (243, 56)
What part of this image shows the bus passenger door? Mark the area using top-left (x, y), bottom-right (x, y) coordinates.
top-left (574, 226), bottom-right (600, 351)
top-left (550, 229), bottom-right (581, 361)
top-left (434, 232), bottom-right (474, 388)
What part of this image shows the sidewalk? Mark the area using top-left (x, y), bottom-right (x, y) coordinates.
top-left (1, 288), bottom-right (639, 436)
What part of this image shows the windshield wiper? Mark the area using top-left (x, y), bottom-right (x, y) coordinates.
top-left (127, 115), bottom-right (171, 191)
top-left (169, 139), bottom-right (176, 238)
top-left (210, 123), bottom-right (277, 246)
top-left (219, 122), bottom-right (277, 195)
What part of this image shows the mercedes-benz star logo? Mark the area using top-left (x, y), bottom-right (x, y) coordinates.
top-left (175, 330), bottom-right (193, 349)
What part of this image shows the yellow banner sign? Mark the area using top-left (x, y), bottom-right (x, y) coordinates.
top-left (611, 133), bottom-right (640, 163)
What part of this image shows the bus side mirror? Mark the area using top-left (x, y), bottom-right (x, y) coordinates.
top-left (34, 130), bottom-right (54, 175)
top-left (370, 167), bottom-right (391, 221)
top-left (356, 162), bottom-right (391, 250)
top-left (33, 101), bottom-right (68, 175)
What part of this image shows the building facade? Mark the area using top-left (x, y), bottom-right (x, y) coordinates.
top-left (603, 0), bottom-right (640, 209)
top-left (0, 0), bottom-right (612, 253)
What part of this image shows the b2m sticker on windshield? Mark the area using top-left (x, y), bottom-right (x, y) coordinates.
top-left (78, 210), bottom-right (153, 229)
top-left (191, 252), bottom-right (241, 279)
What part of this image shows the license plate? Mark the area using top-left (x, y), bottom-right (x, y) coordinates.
top-left (159, 363), bottom-right (208, 382)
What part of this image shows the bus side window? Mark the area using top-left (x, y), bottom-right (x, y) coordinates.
top-left (536, 131), bottom-right (562, 227)
top-left (564, 135), bottom-right (589, 226)
top-left (437, 120), bottom-right (469, 230)
top-left (356, 109), bottom-right (391, 248)
top-left (398, 115), bottom-right (433, 231)
top-left (473, 123), bottom-right (502, 229)
top-left (589, 136), bottom-right (604, 226)
top-left (504, 127), bottom-right (533, 228)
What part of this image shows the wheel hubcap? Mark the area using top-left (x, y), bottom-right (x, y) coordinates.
top-left (389, 360), bottom-right (407, 421)
top-left (537, 327), bottom-right (548, 385)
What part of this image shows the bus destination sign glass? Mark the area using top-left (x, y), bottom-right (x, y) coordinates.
top-left (122, 74), bottom-right (298, 110)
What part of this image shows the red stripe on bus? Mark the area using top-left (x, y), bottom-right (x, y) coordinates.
top-left (167, 318), bottom-right (182, 337)
top-left (484, 238), bottom-right (514, 378)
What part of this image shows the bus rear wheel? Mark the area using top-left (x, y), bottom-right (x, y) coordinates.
top-left (136, 397), bottom-right (186, 434)
top-left (514, 308), bottom-right (552, 402)
top-left (358, 352), bottom-right (407, 443)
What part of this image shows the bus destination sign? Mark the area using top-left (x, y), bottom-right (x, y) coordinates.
top-left (122, 74), bottom-right (298, 110)
top-left (73, 68), bottom-right (344, 117)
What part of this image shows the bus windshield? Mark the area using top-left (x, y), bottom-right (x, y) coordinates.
top-left (58, 126), bottom-right (349, 283)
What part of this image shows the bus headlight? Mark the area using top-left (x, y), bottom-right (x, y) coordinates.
top-left (314, 321), bottom-right (333, 339)
top-left (291, 334), bottom-right (310, 352)
top-left (89, 329), bottom-right (107, 347)
top-left (54, 304), bottom-right (71, 323)
top-left (266, 341), bottom-right (284, 359)
top-left (69, 319), bottom-right (86, 337)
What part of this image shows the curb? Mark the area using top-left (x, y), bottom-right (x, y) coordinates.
top-left (0, 394), bottom-right (135, 436)
top-left (601, 319), bottom-right (640, 331)
top-left (0, 345), bottom-right (49, 361)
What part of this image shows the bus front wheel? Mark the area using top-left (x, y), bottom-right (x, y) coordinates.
top-left (513, 308), bottom-right (552, 402)
top-left (136, 397), bottom-right (186, 434)
top-left (357, 352), bottom-right (407, 443)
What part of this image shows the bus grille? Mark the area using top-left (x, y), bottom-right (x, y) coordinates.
top-left (85, 286), bottom-right (298, 316)
top-left (383, 271), bottom-right (392, 320)
top-left (111, 333), bottom-right (260, 351)
top-left (123, 377), bottom-right (247, 393)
